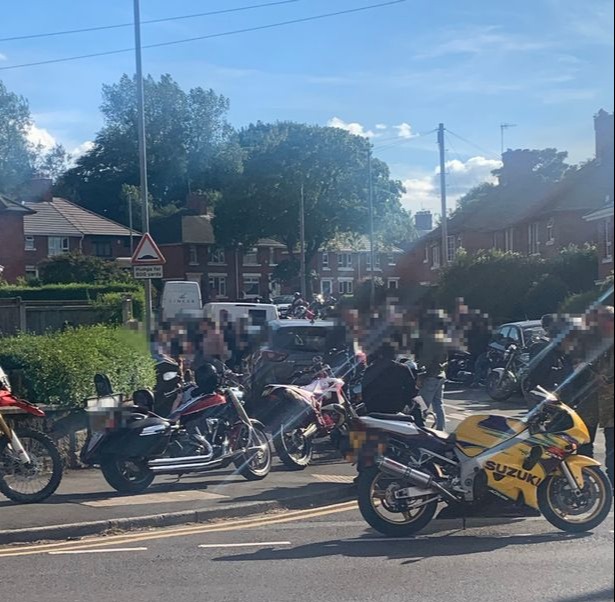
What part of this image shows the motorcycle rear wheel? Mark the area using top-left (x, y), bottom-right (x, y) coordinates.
top-left (0, 428), bottom-right (63, 504)
top-left (486, 371), bottom-right (516, 401)
top-left (538, 466), bottom-right (613, 533)
top-left (273, 425), bottom-right (313, 470)
top-left (100, 457), bottom-right (154, 494)
top-left (357, 466), bottom-right (438, 537)
top-left (235, 425), bottom-right (272, 481)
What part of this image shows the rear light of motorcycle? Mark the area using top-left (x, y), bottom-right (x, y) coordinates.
top-left (262, 350), bottom-right (288, 362)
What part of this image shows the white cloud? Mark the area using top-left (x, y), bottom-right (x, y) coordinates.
top-left (26, 124), bottom-right (57, 151)
top-left (400, 156), bottom-right (502, 215)
top-left (0, 53), bottom-right (7, 62)
top-left (327, 117), bottom-right (376, 138)
top-left (71, 140), bottom-right (94, 159)
top-left (394, 122), bottom-right (416, 139)
top-left (375, 123), bottom-right (388, 130)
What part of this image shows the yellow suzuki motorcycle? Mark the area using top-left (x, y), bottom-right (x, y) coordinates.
top-left (350, 388), bottom-right (612, 536)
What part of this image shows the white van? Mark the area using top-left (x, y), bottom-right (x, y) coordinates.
top-left (160, 281), bottom-right (203, 320)
top-left (203, 302), bottom-right (279, 329)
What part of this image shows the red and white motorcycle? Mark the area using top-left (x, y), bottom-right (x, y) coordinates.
top-left (262, 356), bottom-right (358, 470)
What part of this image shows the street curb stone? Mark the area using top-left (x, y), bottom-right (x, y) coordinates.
top-left (0, 486), bottom-right (355, 546)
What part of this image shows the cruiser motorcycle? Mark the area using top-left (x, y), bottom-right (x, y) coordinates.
top-left (349, 387), bottom-right (612, 536)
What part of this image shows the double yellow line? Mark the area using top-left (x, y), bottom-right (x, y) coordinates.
top-left (0, 500), bottom-right (358, 558)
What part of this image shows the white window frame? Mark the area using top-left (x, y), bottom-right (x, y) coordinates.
top-left (48, 236), bottom-right (69, 257)
top-left (242, 274), bottom-right (261, 297)
top-left (366, 253), bottom-right (381, 270)
top-left (387, 253), bottom-right (396, 266)
top-left (269, 247), bottom-right (277, 267)
top-left (528, 222), bottom-right (540, 255)
top-left (338, 278), bottom-right (354, 295)
top-left (603, 217), bottom-right (613, 262)
top-left (504, 227), bottom-right (514, 252)
top-left (423, 245), bottom-right (429, 264)
top-left (25, 265), bottom-right (38, 279)
top-left (321, 279), bottom-right (334, 295)
top-left (322, 252), bottom-right (330, 270)
top-left (25, 236), bottom-right (35, 251)
top-left (188, 245), bottom-right (199, 266)
top-left (208, 274), bottom-right (227, 299)
top-left (243, 247), bottom-right (259, 266)
top-left (546, 218), bottom-right (555, 246)
top-left (209, 247), bottom-right (226, 265)
top-left (447, 235), bottom-right (457, 263)
top-left (387, 277), bottom-right (400, 290)
top-left (431, 245), bottom-right (441, 269)
top-left (337, 252), bottom-right (353, 270)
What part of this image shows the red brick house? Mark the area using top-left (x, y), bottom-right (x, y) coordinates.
top-left (584, 201), bottom-right (614, 282)
top-left (0, 194), bottom-right (35, 282)
top-left (18, 178), bottom-right (135, 279)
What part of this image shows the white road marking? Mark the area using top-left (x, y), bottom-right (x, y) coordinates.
top-left (445, 390), bottom-right (466, 395)
top-left (198, 542), bottom-right (291, 549)
top-left (48, 548), bottom-right (148, 555)
top-left (448, 413), bottom-right (468, 421)
top-left (313, 474), bottom-right (355, 484)
top-left (81, 490), bottom-right (226, 507)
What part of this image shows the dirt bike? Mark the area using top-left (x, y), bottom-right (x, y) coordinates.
top-left (262, 355), bottom-right (358, 470)
top-left (81, 368), bottom-right (271, 494)
top-left (0, 366), bottom-right (63, 503)
top-left (349, 386), bottom-right (612, 537)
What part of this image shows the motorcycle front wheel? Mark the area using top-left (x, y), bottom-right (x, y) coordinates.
top-left (0, 428), bottom-right (63, 504)
top-left (486, 371), bottom-right (516, 401)
top-left (100, 457), bottom-right (154, 494)
top-left (538, 466), bottom-right (613, 533)
top-left (235, 424), bottom-right (272, 481)
top-left (357, 466), bottom-right (438, 537)
top-left (273, 424), bottom-right (314, 470)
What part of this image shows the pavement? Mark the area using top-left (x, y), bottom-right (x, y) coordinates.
top-left (0, 387), bottom-right (606, 545)
top-left (0, 503), bottom-right (612, 602)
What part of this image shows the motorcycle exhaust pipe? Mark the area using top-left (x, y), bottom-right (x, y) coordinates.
top-left (302, 423), bottom-right (319, 438)
top-left (378, 457), bottom-right (457, 502)
top-left (150, 459), bottom-right (224, 473)
top-left (149, 454), bottom-right (214, 467)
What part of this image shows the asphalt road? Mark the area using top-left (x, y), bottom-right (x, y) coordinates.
top-left (0, 502), bottom-right (613, 602)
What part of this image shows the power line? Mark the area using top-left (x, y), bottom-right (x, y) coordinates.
top-left (0, 0), bottom-right (302, 43)
top-left (444, 128), bottom-right (501, 161)
top-left (373, 128), bottom-right (437, 151)
top-left (0, 1), bottom-right (407, 72)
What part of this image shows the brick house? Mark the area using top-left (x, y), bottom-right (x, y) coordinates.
top-left (0, 194), bottom-right (35, 282)
top-left (18, 178), bottom-right (135, 279)
top-left (584, 201), bottom-right (614, 282)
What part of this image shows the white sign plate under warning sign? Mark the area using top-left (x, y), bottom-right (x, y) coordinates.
top-left (133, 265), bottom-right (163, 279)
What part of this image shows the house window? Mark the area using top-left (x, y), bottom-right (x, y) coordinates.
top-left (269, 247), bottom-right (277, 266)
top-left (387, 278), bottom-right (400, 290)
top-left (505, 227), bottom-right (514, 252)
top-left (48, 237), bottom-right (69, 257)
top-left (208, 275), bottom-right (227, 299)
top-left (431, 245), bottom-right (441, 269)
top-left (188, 245), bottom-right (199, 266)
top-left (338, 279), bottom-right (354, 295)
top-left (322, 252), bottom-right (330, 269)
top-left (25, 265), bottom-right (38, 280)
top-left (447, 236), bottom-right (457, 263)
top-left (25, 236), bottom-right (35, 251)
top-left (209, 247), bottom-right (226, 265)
top-left (603, 218), bottom-right (613, 261)
top-left (243, 247), bottom-right (259, 265)
top-left (546, 218), bottom-right (555, 245)
top-left (423, 245), bottom-right (429, 264)
top-left (321, 279), bottom-right (333, 295)
top-left (528, 222), bottom-right (540, 255)
top-left (387, 253), bottom-right (396, 266)
top-left (243, 275), bottom-right (260, 297)
top-left (366, 253), bottom-right (381, 269)
top-left (93, 240), bottom-right (113, 258)
top-left (337, 253), bottom-right (353, 269)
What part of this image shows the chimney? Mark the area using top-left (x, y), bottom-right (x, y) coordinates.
top-left (415, 210), bottom-right (433, 232)
top-left (594, 109), bottom-right (614, 162)
top-left (21, 177), bottom-right (53, 203)
top-left (186, 192), bottom-right (213, 216)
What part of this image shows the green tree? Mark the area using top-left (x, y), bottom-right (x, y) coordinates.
top-left (214, 121), bottom-right (405, 265)
top-left (38, 252), bottom-right (132, 285)
top-left (493, 148), bottom-right (570, 186)
top-left (56, 74), bottom-right (240, 223)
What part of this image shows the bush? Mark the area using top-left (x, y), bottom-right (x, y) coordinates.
top-left (38, 252), bottom-right (133, 285)
top-left (92, 291), bottom-right (145, 323)
top-left (0, 282), bottom-right (142, 302)
top-left (522, 273), bottom-right (569, 318)
top-left (0, 326), bottom-right (155, 407)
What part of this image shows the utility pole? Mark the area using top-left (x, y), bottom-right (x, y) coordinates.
top-left (500, 123), bottom-right (517, 157)
top-left (299, 181), bottom-right (307, 299)
top-left (127, 194), bottom-right (134, 254)
top-left (437, 123), bottom-right (448, 266)
top-left (367, 146), bottom-right (376, 307)
top-left (133, 0), bottom-right (152, 338)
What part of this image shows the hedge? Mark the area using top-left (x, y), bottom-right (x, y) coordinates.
top-left (93, 291), bottom-right (145, 323)
top-left (0, 282), bottom-right (143, 302)
top-left (0, 326), bottom-right (155, 408)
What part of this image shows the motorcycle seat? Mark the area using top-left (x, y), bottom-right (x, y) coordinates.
top-left (368, 412), bottom-right (417, 423)
top-left (422, 427), bottom-right (456, 444)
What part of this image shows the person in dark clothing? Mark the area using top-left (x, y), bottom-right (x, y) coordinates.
top-left (467, 317), bottom-right (492, 387)
top-left (362, 344), bottom-right (419, 415)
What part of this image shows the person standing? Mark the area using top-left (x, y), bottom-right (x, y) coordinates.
top-left (418, 318), bottom-right (448, 431)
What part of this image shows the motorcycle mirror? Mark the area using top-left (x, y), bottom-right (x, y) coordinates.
top-left (162, 371), bottom-right (179, 382)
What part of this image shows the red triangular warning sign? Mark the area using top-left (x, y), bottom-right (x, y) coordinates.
top-left (131, 233), bottom-right (166, 265)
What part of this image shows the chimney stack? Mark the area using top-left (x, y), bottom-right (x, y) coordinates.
top-left (21, 176), bottom-right (53, 203)
top-left (186, 192), bottom-right (213, 216)
top-left (594, 109), bottom-right (614, 162)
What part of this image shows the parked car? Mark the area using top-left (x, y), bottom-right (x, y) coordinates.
top-left (246, 319), bottom-right (364, 415)
top-left (488, 320), bottom-right (545, 365)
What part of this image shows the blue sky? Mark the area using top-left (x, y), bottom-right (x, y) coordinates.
top-left (1, 0), bottom-right (613, 215)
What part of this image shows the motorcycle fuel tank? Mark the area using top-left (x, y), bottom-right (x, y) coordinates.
top-left (455, 414), bottom-right (527, 458)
